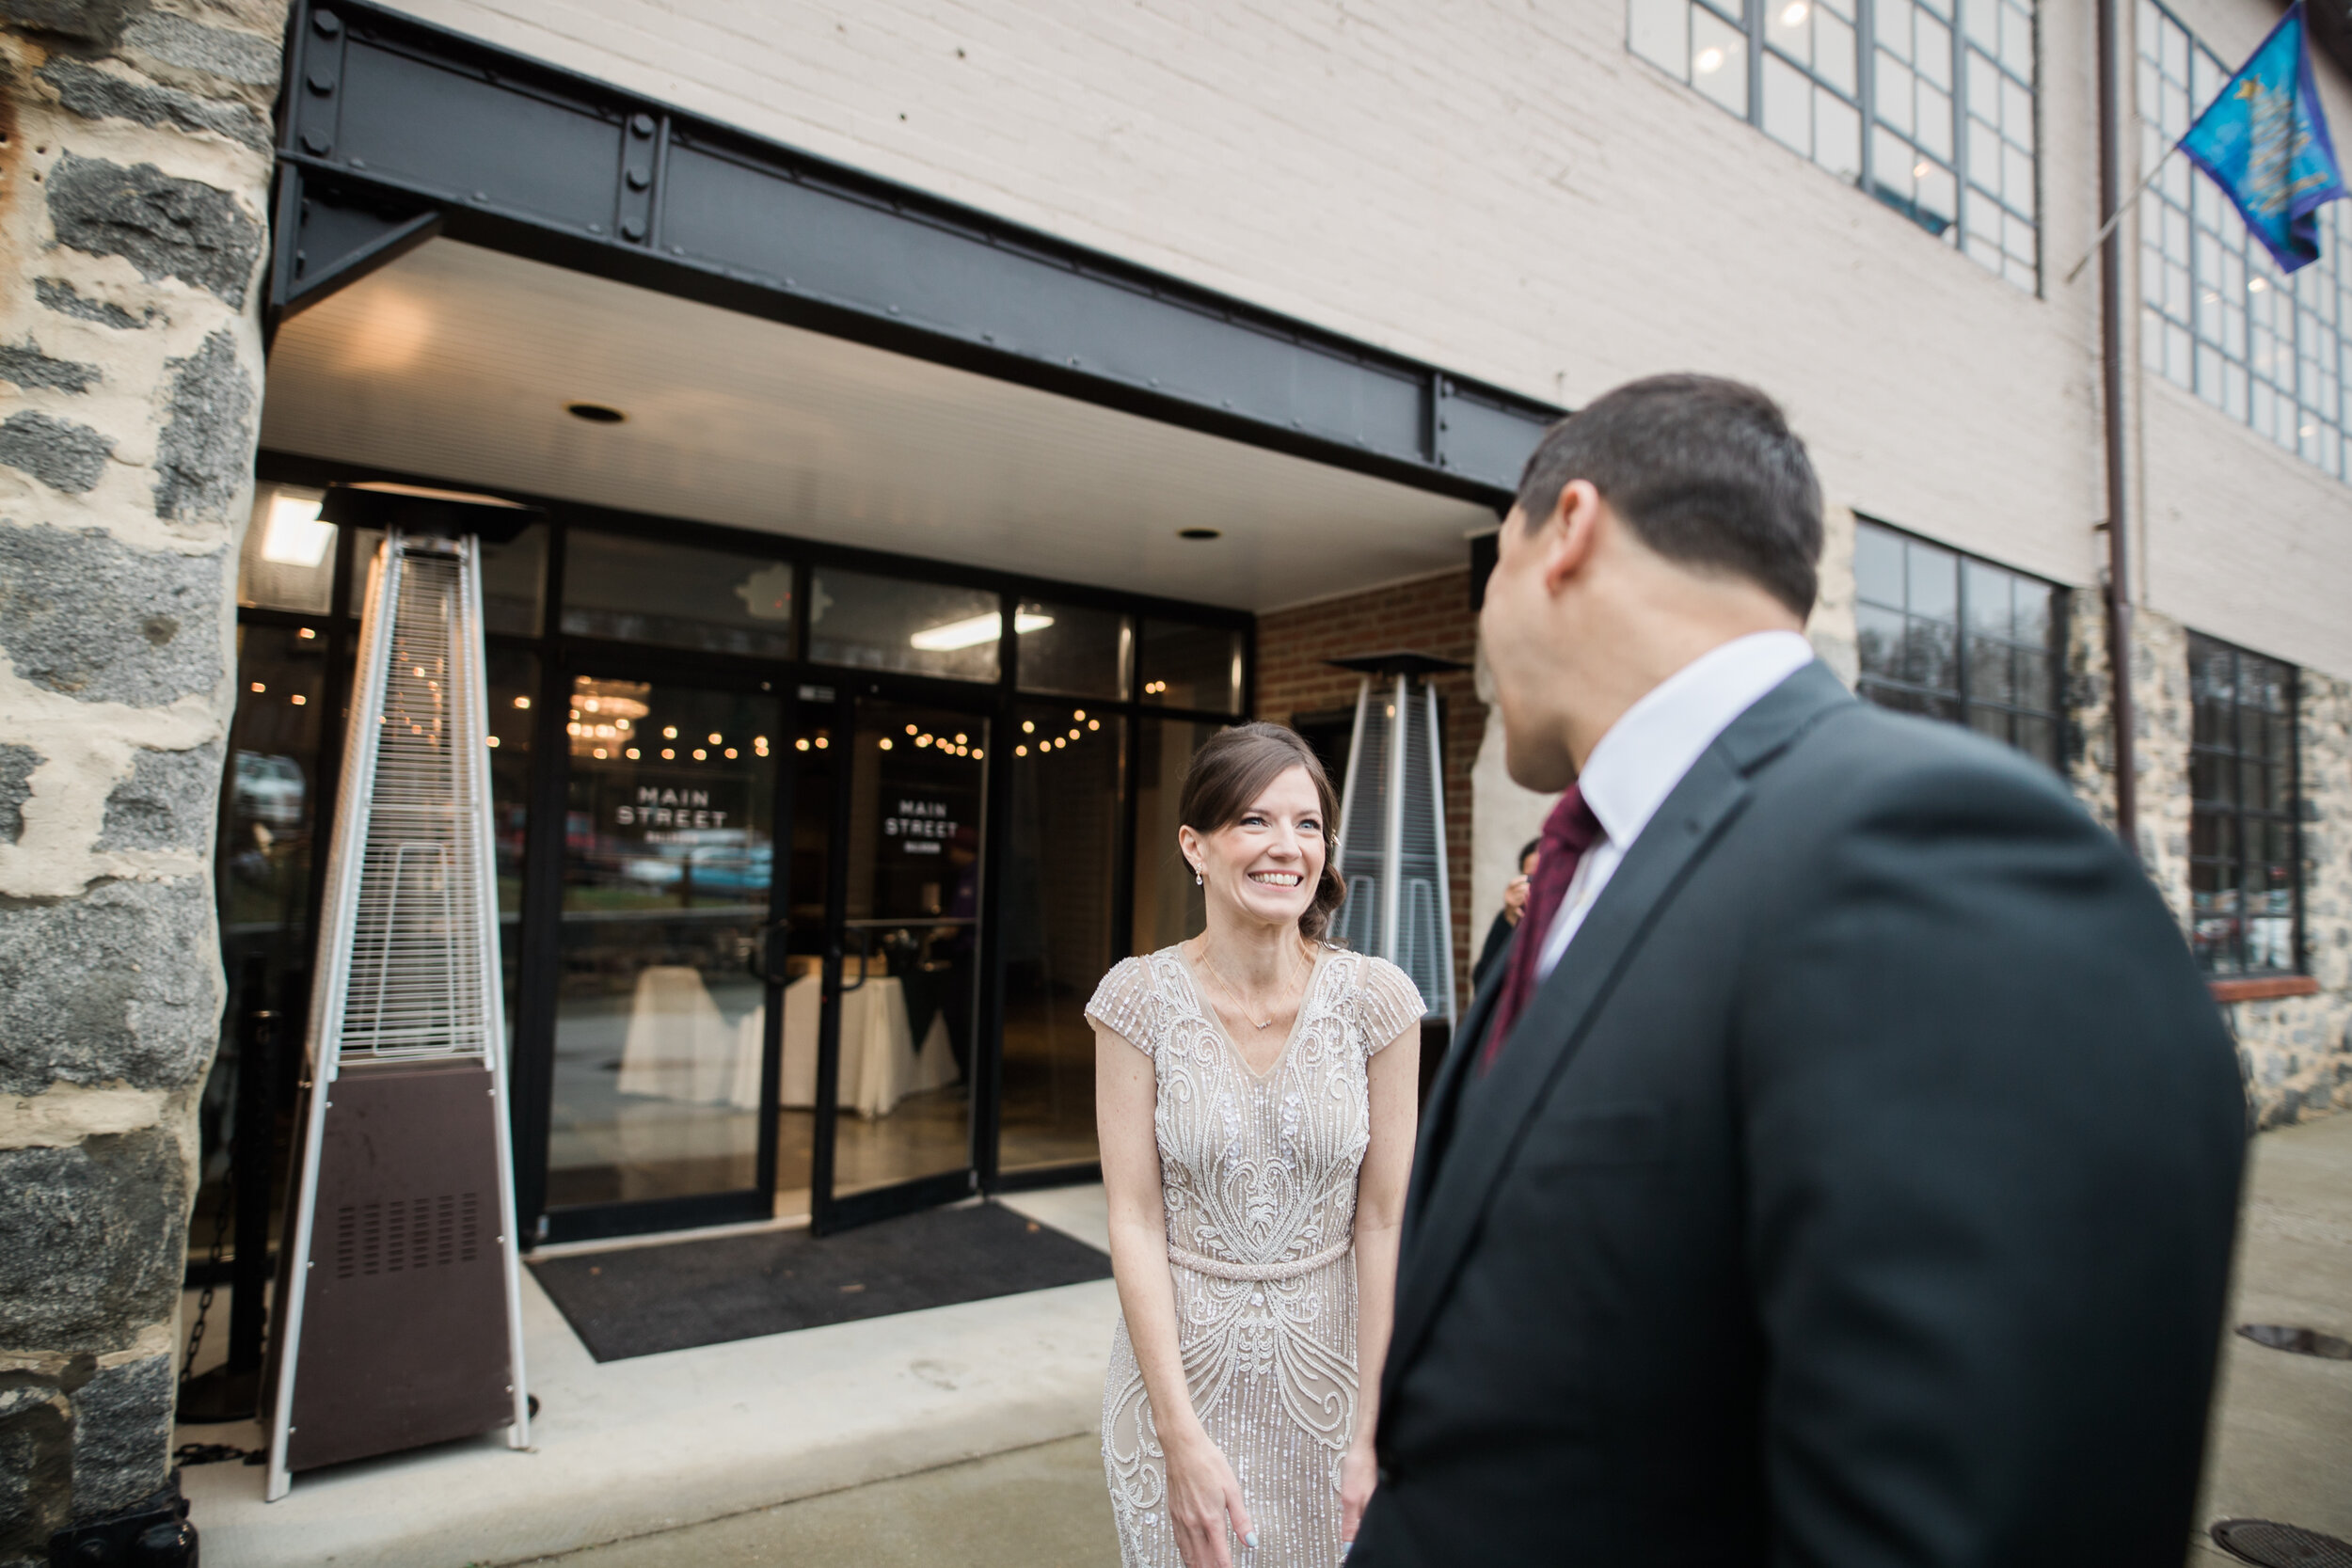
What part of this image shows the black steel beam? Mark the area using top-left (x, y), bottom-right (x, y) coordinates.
top-left (272, 0), bottom-right (1560, 504)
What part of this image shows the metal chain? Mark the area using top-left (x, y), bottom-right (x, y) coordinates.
top-left (179, 1160), bottom-right (234, 1386)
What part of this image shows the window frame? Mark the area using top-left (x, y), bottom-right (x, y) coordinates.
top-left (1629, 0), bottom-right (2043, 292)
top-left (1851, 515), bottom-right (2069, 766)
top-left (2185, 631), bottom-right (2305, 977)
top-left (2137, 0), bottom-right (2351, 481)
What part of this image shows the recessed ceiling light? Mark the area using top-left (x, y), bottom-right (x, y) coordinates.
top-left (1178, 527), bottom-right (1222, 541)
top-left (566, 402), bottom-right (627, 423)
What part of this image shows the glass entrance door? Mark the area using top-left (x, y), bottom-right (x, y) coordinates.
top-left (810, 694), bottom-right (990, 1231)
top-left (543, 672), bottom-right (787, 1236)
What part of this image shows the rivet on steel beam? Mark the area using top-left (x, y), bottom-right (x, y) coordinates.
top-left (1438, 419), bottom-right (1449, 432)
top-left (672, 245), bottom-right (685, 255)
top-left (301, 130), bottom-right (330, 154)
top-left (626, 168), bottom-right (650, 191)
top-left (471, 190), bottom-right (488, 202)
top-left (622, 219), bottom-right (645, 241)
top-left (888, 305), bottom-right (900, 314)
top-left (348, 158), bottom-right (366, 169)
top-left (631, 114), bottom-right (656, 137)
top-left (588, 223), bottom-right (604, 234)
top-left (314, 9), bottom-right (342, 36)
top-left (307, 71), bottom-right (335, 95)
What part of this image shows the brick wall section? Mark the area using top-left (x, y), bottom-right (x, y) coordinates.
top-left (1256, 569), bottom-right (1482, 1018)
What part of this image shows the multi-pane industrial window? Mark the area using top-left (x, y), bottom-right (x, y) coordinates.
top-left (2187, 634), bottom-right (2301, 975)
top-left (1852, 518), bottom-right (2063, 765)
top-left (1629, 0), bottom-right (2041, 290)
top-left (2138, 2), bottom-right (2350, 480)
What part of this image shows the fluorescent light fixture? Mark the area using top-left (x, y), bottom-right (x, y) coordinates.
top-left (909, 610), bottom-right (1053, 652)
top-left (261, 494), bottom-right (335, 567)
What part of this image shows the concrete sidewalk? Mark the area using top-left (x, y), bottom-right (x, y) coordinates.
top-left (177, 1186), bottom-right (1117, 1568)
top-left (2188, 1109), bottom-right (2352, 1561)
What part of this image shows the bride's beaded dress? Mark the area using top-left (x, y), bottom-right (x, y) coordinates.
top-left (1087, 945), bottom-right (1422, 1568)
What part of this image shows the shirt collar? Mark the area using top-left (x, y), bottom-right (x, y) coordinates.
top-left (1575, 630), bottom-right (1818, 851)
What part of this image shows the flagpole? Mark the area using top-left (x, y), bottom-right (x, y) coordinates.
top-left (2096, 0), bottom-right (2139, 858)
top-left (2062, 150), bottom-right (2175, 287)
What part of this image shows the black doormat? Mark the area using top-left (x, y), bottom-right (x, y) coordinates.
top-left (530, 1202), bottom-right (1111, 1362)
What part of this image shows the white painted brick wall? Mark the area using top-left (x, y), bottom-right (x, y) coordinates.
top-left (379, 0), bottom-right (2349, 680)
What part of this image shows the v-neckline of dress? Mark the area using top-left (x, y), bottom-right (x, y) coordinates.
top-left (1176, 944), bottom-right (1328, 1084)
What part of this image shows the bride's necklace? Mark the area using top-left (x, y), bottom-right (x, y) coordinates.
top-left (1200, 943), bottom-right (1305, 1030)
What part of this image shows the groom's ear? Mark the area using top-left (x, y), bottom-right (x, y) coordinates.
top-left (1539, 478), bottom-right (1607, 595)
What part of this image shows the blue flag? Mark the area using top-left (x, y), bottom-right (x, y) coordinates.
top-left (2178, 2), bottom-right (2346, 274)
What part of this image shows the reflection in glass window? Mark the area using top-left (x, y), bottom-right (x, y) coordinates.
top-left (1016, 600), bottom-right (1131, 700)
top-left (2187, 635), bottom-right (2300, 975)
top-left (240, 485), bottom-right (336, 614)
top-left (2139, 0), bottom-right (2349, 481)
top-left (1133, 718), bottom-right (1220, 953)
top-left (808, 568), bottom-right (1004, 682)
top-left (1852, 518), bottom-right (2062, 765)
top-left (1138, 620), bottom-right (1244, 714)
top-left (560, 531), bottom-right (793, 657)
top-left (1629, 0), bottom-right (2039, 290)
top-left (1003, 704), bottom-right (1120, 1172)
top-left (548, 678), bottom-right (778, 1210)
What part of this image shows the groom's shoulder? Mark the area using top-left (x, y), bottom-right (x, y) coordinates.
top-left (1762, 688), bottom-right (2099, 842)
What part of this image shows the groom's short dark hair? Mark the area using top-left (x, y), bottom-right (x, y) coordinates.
top-left (1513, 373), bottom-right (1823, 617)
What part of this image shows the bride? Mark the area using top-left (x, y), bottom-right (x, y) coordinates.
top-left (1089, 721), bottom-right (1422, 1568)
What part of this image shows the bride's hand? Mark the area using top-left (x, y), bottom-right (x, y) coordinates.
top-left (1339, 1436), bottom-right (1377, 1549)
top-left (1165, 1424), bottom-right (1254, 1568)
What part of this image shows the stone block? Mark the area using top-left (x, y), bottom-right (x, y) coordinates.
top-left (121, 10), bottom-right (282, 88)
top-left (152, 329), bottom-right (255, 524)
top-left (0, 0), bottom-right (147, 46)
top-left (0, 339), bottom-right (99, 394)
top-left (46, 154), bottom-right (263, 309)
top-left (33, 279), bottom-right (149, 332)
top-left (0, 878), bottom-right (217, 1096)
top-left (0, 745), bottom-right (35, 845)
top-left (0, 1132), bottom-right (185, 1354)
top-left (69, 1352), bottom-right (172, 1518)
top-left (0, 1378), bottom-right (74, 1563)
top-left (0, 525), bottom-right (222, 706)
top-left (97, 743), bottom-right (220, 851)
top-left (39, 56), bottom-right (273, 153)
top-left (0, 410), bottom-right (113, 495)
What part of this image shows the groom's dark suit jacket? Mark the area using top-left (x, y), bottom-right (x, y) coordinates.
top-left (1354, 662), bottom-right (2245, 1567)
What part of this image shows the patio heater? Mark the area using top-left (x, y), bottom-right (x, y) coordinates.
top-left (1329, 652), bottom-right (1468, 1033)
top-left (262, 486), bottom-right (537, 1500)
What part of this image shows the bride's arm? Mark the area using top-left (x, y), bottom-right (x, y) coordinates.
top-left (1342, 1022), bottom-right (1422, 1544)
top-left (1098, 1022), bottom-right (1255, 1568)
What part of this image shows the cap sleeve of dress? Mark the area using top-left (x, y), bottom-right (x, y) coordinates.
top-left (1355, 956), bottom-right (1426, 1056)
top-left (1085, 956), bottom-right (1158, 1057)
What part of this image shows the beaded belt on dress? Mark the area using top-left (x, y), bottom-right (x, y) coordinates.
top-left (1166, 1236), bottom-right (1352, 1281)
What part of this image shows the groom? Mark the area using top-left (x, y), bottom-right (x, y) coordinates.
top-left (1352, 375), bottom-right (2246, 1565)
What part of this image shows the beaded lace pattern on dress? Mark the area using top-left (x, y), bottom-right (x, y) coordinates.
top-left (1089, 946), bottom-right (1422, 1568)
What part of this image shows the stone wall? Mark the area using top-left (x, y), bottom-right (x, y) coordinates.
top-left (0, 0), bottom-right (281, 1554)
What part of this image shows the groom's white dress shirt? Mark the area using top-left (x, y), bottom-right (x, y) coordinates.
top-left (1533, 630), bottom-right (1818, 981)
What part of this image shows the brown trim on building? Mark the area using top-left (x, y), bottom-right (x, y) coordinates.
top-left (2209, 975), bottom-right (2320, 1004)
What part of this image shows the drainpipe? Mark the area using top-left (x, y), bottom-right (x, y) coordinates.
top-left (2097, 0), bottom-right (2140, 857)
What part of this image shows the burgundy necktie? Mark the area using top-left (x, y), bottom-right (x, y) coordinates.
top-left (1481, 784), bottom-right (1603, 1072)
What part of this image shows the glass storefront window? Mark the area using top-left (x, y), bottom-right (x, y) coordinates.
top-left (1015, 600), bottom-right (1131, 700)
top-left (1133, 717), bottom-right (1220, 954)
top-left (1139, 619), bottom-right (1244, 713)
top-left (547, 677), bottom-right (778, 1209)
top-left (559, 531), bottom-right (793, 656)
top-left (809, 569), bottom-right (1003, 682)
top-left (239, 485), bottom-right (336, 614)
top-left (1003, 705), bottom-right (1121, 1172)
top-left (348, 522), bottom-right (549, 637)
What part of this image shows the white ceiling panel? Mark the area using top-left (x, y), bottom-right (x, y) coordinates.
top-left (260, 240), bottom-right (1494, 611)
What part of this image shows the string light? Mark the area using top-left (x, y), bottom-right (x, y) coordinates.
top-left (880, 737), bottom-right (894, 751)
top-left (250, 681), bottom-right (265, 693)
top-left (692, 748), bottom-right (707, 760)
top-left (627, 748), bottom-right (640, 759)
top-left (1015, 745), bottom-right (1028, 756)
top-left (514, 695), bottom-right (531, 708)
top-left (795, 738), bottom-right (810, 752)
top-left (290, 694), bottom-right (307, 706)
top-left (662, 748), bottom-right (675, 760)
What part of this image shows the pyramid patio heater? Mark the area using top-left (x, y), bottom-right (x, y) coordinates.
top-left (1329, 652), bottom-right (1468, 1036)
top-left (263, 486), bottom-right (537, 1500)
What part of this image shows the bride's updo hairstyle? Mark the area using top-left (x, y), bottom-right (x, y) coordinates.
top-left (1178, 721), bottom-right (1347, 943)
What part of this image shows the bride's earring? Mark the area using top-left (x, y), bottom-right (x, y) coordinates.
top-left (1191, 863), bottom-right (1204, 886)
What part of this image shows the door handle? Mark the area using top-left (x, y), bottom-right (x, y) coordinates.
top-left (746, 919), bottom-right (788, 983)
top-left (839, 927), bottom-right (870, 994)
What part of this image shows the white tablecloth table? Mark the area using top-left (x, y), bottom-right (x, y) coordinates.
top-left (616, 965), bottom-right (955, 1119)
